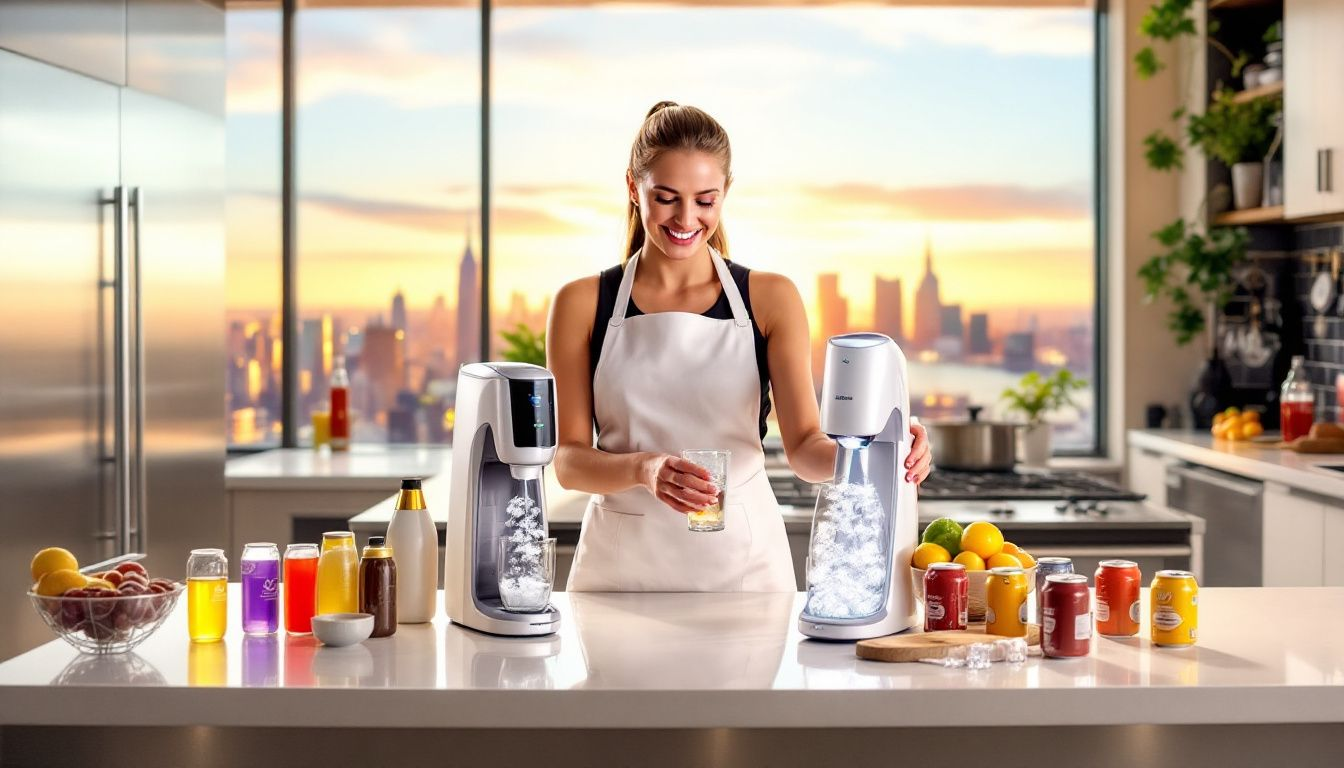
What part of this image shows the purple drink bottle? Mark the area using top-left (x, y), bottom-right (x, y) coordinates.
top-left (241, 543), bottom-right (281, 635)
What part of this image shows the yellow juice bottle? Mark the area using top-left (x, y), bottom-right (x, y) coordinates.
top-left (187, 576), bottom-right (228, 642)
top-left (316, 531), bottom-right (358, 615)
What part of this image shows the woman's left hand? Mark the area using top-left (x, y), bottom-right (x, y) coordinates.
top-left (906, 422), bottom-right (933, 484)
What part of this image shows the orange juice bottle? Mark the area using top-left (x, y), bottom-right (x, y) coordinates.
top-left (316, 531), bottom-right (358, 615)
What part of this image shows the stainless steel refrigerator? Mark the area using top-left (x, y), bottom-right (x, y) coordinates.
top-left (0, 0), bottom-right (227, 659)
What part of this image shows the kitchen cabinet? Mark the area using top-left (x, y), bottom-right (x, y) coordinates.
top-left (0, 0), bottom-right (126, 85)
top-left (1284, 0), bottom-right (1344, 219)
top-left (1262, 483), bottom-right (1326, 586)
top-left (1126, 446), bottom-right (1174, 508)
top-left (1325, 504), bottom-right (1344, 586)
top-left (127, 0), bottom-right (225, 116)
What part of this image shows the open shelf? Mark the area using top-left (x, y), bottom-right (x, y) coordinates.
top-left (1213, 206), bottom-right (1285, 226)
top-left (1228, 81), bottom-right (1283, 104)
top-left (1209, 0), bottom-right (1281, 9)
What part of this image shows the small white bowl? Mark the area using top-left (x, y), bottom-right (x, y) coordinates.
top-left (311, 613), bottom-right (374, 647)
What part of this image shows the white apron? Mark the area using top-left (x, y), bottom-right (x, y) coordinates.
top-left (566, 247), bottom-right (795, 592)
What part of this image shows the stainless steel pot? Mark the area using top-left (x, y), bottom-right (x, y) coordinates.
top-left (926, 406), bottom-right (1017, 471)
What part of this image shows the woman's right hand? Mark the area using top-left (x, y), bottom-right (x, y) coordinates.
top-left (642, 454), bottom-right (720, 514)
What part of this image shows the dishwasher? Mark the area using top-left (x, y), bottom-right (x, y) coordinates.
top-left (1165, 463), bottom-right (1264, 586)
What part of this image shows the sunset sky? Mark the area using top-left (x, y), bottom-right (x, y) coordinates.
top-left (225, 4), bottom-right (1095, 335)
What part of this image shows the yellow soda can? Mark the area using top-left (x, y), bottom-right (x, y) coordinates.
top-left (1150, 570), bottom-right (1199, 647)
top-left (986, 566), bottom-right (1029, 638)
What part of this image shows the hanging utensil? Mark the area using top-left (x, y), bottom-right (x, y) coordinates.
top-left (1311, 250), bottom-right (1335, 336)
top-left (1243, 298), bottom-right (1273, 369)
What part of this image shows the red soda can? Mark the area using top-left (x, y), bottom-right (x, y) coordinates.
top-left (1042, 573), bottom-right (1092, 658)
top-left (1095, 560), bottom-right (1141, 636)
top-left (923, 562), bottom-right (968, 631)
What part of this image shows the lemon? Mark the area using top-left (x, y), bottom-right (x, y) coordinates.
top-left (960, 521), bottom-right (1005, 560)
top-left (920, 518), bottom-right (963, 557)
top-left (35, 569), bottom-right (87, 597)
top-left (1015, 550), bottom-right (1037, 568)
top-left (912, 542), bottom-right (952, 569)
top-left (30, 547), bottom-right (78, 583)
top-left (987, 552), bottom-right (1022, 569)
top-left (953, 551), bottom-right (986, 571)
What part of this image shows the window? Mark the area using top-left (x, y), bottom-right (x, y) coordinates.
top-left (492, 3), bottom-right (1098, 451)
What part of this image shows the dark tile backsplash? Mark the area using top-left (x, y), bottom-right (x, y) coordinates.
top-left (1291, 223), bottom-right (1344, 420)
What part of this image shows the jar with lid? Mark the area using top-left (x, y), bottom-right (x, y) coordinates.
top-left (1281, 355), bottom-right (1315, 442)
top-left (359, 536), bottom-right (397, 638)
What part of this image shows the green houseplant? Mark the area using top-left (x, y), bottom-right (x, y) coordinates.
top-left (1000, 370), bottom-right (1088, 466)
top-left (499, 323), bottom-right (546, 367)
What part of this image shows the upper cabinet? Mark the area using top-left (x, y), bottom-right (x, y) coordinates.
top-left (127, 0), bottom-right (225, 117)
top-left (0, 0), bottom-right (127, 85)
top-left (1285, 0), bottom-right (1344, 219)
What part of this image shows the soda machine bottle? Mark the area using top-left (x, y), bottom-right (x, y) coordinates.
top-left (330, 355), bottom-right (350, 451)
top-left (1280, 355), bottom-right (1315, 442)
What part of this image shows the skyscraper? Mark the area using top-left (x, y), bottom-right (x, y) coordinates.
top-left (1003, 332), bottom-right (1036, 373)
top-left (391, 288), bottom-right (407, 337)
top-left (813, 274), bottom-right (850, 380)
top-left (968, 313), bottom-right (992, 355)
top-left (456, 231), bottom-right (480, 371)
top-left (913, 237), bottom-right (942, 349)
top-left (873, 277), bottom-right (904, 345)
top-left (362, 324), bottom-right (406, 420)
top-left (940, 304), bottom-right (964, 341)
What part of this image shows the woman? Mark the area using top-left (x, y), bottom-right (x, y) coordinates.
top-left (547, 101), bottom-right (932, 592)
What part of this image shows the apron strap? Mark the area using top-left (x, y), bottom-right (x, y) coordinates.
top-left (709, 246), bottom-right (751, 328)
top-left (609, 249), bottom-right (641, 328)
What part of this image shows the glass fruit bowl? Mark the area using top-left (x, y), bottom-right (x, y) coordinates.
top-left (910, 565), bottom-right (1037, 622)
top-left (28, 583), bottom-right (184, 655)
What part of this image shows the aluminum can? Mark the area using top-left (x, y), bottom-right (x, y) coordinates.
top-left (1150, 570), bottom-right (1199, 647)
top-left (1095, 559), bottom-right (1141, 636)
top-left (1034, 557), bottom-right (1074, 625)
top-left (985, 566), bottom-right (1028, 638)
top-left (923, 562), bottom-right (969, 631)
top-left (1042, 574), bottom-right (1092, 658)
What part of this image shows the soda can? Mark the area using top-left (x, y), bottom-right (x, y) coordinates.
top-left (1042, 574), bottom-right (1092, 658)
top-left (1150, 570), bottom-right (1199, 647)
top-left (1034, 557), bottom-right (1074, 625)
top-left (923, 562), bottom-right (969, 632)
top-left (1095, 559), bottom-right (1141, 637)
top-left (985, 566), bottom-right (1028, 638)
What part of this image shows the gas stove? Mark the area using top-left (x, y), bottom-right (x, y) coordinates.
top-left (916, 469), bottom-right (1146, 503)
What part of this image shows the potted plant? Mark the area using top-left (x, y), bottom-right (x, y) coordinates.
top-left (1188, 87), bottom-right (1281, 210)
top-left (1000, 370), bottom-right (1088, 466)
top-left (499, 323), bottom-right (546, 366)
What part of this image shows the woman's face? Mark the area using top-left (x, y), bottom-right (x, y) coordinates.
top-left (629, 149), bottom-right (728, 261)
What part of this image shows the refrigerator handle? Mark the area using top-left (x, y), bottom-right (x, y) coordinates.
top-left (112, 186), bottom-right (132, 556)
top-left (131, 187), bottom-right (147, 554)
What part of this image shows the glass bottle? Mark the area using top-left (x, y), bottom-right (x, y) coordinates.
top-left (315, 532), bottom-right (358, 615)
top-left (1280, 355), bottom-right (1315, 442)
top-left (240, 543), bottom-right (280, 635)
top-left (186, 548), bottom-right (228, 642)
top-left (359, 536), bottom-right (397, 637)
top-left (329, 355), bottom-right (350, 451)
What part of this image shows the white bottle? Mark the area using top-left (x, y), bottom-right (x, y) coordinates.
top-left (385, 478), bottom-right (438, 623)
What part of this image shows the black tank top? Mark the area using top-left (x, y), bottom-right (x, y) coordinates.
top-left (590, 259), bottom-right (772, 442)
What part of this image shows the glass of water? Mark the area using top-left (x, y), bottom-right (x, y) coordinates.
top-left (498, 536), bottom-right (556, 612)
top-left (680, 449), bottom-right (729, 532)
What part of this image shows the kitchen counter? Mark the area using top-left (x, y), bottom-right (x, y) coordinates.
top-left (225, 445), bottom-right (452, 491)
top-left (3, 586), bottom-right (1340, 764)
top-left (1129, 429), bottom-right (1344, 499)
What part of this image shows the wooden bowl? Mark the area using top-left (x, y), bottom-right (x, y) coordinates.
top-left (910, 565), bottom-right (1037, 621)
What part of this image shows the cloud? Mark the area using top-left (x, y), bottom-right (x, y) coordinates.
top-left (803, 182), bottom-right (1089, 221)
top-left (822, 8), bottom-right (1093, 58)
top-left (292, 191), bottom-right (585, 235)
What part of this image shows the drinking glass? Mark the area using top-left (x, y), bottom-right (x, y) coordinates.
top-left (497, 536), bottom-right (556, 612)
top-left (283, 543), bottom-right (319, 635)
top-left (316, 532), bottom-right (358, 615)
top-left (241, 543), bottom-right (280, 635)
top-left (680, 449), bottom-right (728, 532)
top-left (310, 411), bottom-right (331, 448)
top-left (186, 548), bottom-right (228, 643)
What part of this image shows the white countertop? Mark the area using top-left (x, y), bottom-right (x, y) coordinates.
top-left (225, 446), bottom-right (453, 491)
top-left (2, 586), bottom-right (1341, 729)
top-left (1129, 429), bottom-right (1344, 498)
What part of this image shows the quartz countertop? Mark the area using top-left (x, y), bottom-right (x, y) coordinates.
top-left (225, 446), bottom-right (453, 491)
top-left (1129, 429), bottom-right (1344, 498)
top-left (1, 586), bottom-right (1341, 729)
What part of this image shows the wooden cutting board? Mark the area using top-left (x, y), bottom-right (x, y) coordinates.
top-left (856, 623), bottom-right (1040, 663)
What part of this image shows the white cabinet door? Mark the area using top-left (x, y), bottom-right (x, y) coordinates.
top-left (1262, 483), bottom-right (1326, 586)
top-left (1285, 0), bottom-right (1344, 218)
top-left (1324, 505), bottom-right (1344, 586)
top-left (1127, 446), bottom-right (1172, 509)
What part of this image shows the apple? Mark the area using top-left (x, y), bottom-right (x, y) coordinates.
top-left (115, 562), bottom-right (148, 579)
top-left (149, 578), bottom-right (176, 590)
top-left (99, 570), bottom-right (124, 587)
top-left (120, 571), bottom-right (149, 587)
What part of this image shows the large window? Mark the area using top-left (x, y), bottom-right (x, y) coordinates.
top-left (225, 1), bottom-right (1101, 453)
top-left (493, 3), bottom-right (1098, 451)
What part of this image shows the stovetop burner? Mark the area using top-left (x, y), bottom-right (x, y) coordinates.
top-left (916, 469), bottom-right (1145, 502)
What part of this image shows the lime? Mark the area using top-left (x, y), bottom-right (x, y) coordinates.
top-left (921, 517), bottom-right (963, 557)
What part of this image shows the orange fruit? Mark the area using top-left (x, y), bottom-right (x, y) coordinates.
top-left (35, 569), bottom-right (87, 597)
top-left (953, 551), bottom-right (986, 571)
top-left (1242, 421), bottom-right (1264, 439)
top-left (960, 521), bottom-right (1005, 560)
top-left (31, 547), bottom-right (78, 583)
top-left (986, 552), bottom-right (1023, 569)
top-left (912, 542), bottom-right (952, 569)
top-left (1015, 550), bottom-right (1037, 568)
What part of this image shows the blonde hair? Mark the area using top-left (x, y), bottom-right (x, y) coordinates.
top-left (622, 101), bottom-right (732, 265)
